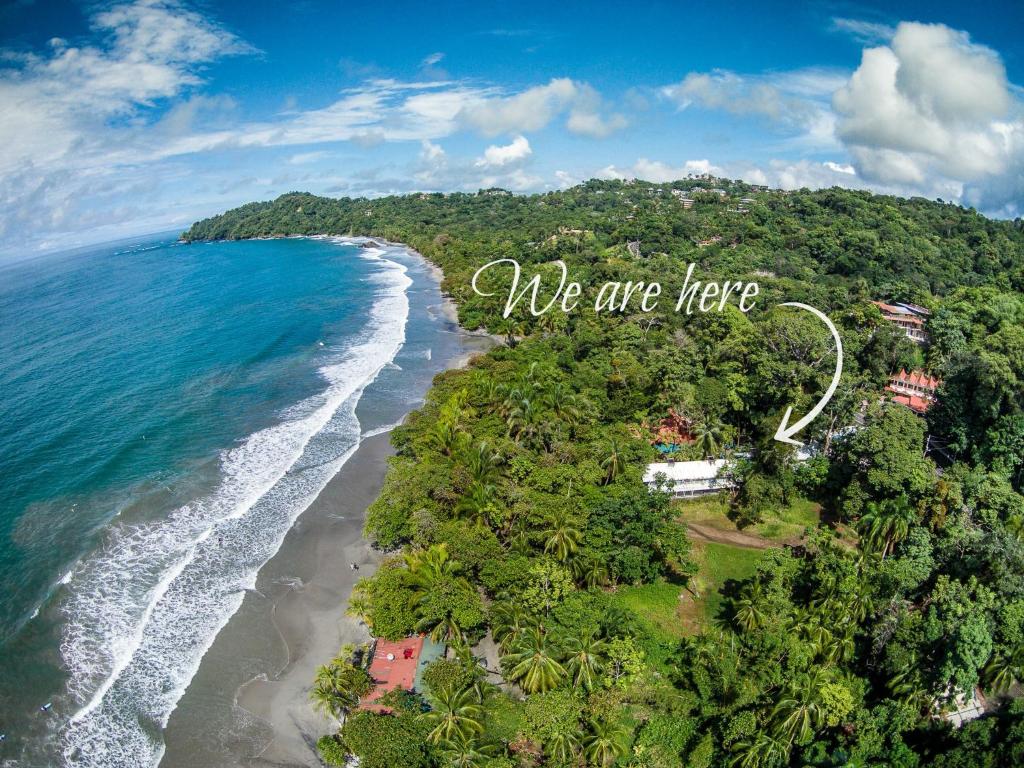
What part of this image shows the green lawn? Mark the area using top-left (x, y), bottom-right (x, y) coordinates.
top-left (674, 494), bottom-right (820, 542)
top-left (697, 542), bottom-right (764, 624)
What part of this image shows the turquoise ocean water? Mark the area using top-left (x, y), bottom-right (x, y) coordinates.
top-left (0, 234), bottom-right (450, 766)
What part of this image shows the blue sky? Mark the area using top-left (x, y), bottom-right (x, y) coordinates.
top-left (1, 0), bottom-right (1022, 256)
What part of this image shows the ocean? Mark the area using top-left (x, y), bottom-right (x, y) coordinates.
top-left (0, 234), bottom-right (467, 766)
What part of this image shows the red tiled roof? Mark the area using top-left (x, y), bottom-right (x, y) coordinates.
top-left (892, 394), bottom-right (933, 414)
top-left (889, 369), bottom-right (941, 392)
top-left (358, 636), bottom-right (425, 713)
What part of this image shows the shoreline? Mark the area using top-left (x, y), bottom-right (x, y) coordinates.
top-left (158, 240), bottom-right (493, 768)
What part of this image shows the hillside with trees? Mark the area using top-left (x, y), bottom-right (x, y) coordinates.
top-left (184, 180), bottom-right (1024, 768)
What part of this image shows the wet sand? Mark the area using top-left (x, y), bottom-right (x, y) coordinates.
top-left (159, 243), bottom-right (495, 768)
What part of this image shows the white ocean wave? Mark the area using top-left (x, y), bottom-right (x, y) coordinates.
top-left (57, 247), bottom-right (411, 768)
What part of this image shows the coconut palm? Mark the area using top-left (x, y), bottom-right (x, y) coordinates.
top-left (465, 440), bottom-right (501, 484)
top-left (457, 481), bottom-right (497, 528)
top-left (507, 396), bottom-right (545, 445)
top-left (771, 669), bottom-right (826, 744)
top-left (309, 661), bottom-right (371, 719)
top-left (503, 627), bottom-right (567, 693)
top-left (405, 543), bottom-right (461, 586)
top-left (545, 730), bottom-right (582, 764)
top-left (695, 417), bottom-right (725, 459)
top-left (563, 631), bottom-right (606, 691)
top-left (345, 581), bottom-right (372, 626)
top-left (543, 509), bottom-right (582, 562)
top-left (438, 733), bottom-right (499, 768)
top-left (858, 496), bottom-right (916, 559)
top-left (983, 645), bottom-right (1024, 694)
top-left (571, 553), bottom-right (610, 588)
top-left (731, 581), bottom-right (767, 634)
top-left (583, 718), bottom-right (628, 768)
top-left (601, 437), bottom-right (625, 485)
top-left (421, 684), bottom-right (485, 744)
top-left (490, 602), bottom-right (536, 652)
top-left (730, 730), bottom-right (789, 768)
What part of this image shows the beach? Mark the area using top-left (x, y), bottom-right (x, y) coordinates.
top-left (156, 244), bottom-right (491, 768)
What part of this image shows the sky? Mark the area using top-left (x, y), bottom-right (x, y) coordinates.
top-left (1, 0), bottom-right (1023, 257)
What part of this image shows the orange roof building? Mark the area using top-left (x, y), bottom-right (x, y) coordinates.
top-left (887, 369), bottom-right (941, 414)
top-left (358, 635), bottom-right (446, 713)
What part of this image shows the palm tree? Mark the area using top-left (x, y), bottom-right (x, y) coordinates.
top-left (465, 441), bottom-right (501, 484)
top-left (421, 684), bottom-right (485, 744)
top-left (695, 417), bottom-right (725, 459)
top-left (429, 418), bottom-right (464, 457)
top-left (583, 719), bottom-right (627, 768)
top-left (503, 627), bottom-right (567, 693)
top-left (490, 601), bottom-right (537, 653)
top-left (983, 645), bottom-right (1024, 694)
top-left (346, 585), bottom-right (374, 626)
top-left (563, 632), bottom-right (606, 691)
top-left (457, 481), bottom-right (497, 528)
top-left (731, 581), bottom-right (767, 634)
top-left (438, 733), bottom-right (499, 768)
top-left (857, 496), bottom-right (916, 559)
top-left (543, 509), bottom-right (582, 562)
top-left (571, 553), bottom-right (610, 588)
top-left (507, 397), bottom-right (545, 446)
top-left (771, 670), bottom-right (825, 745)
top-left (601, 437), bottom-right (624, 485)
top-left (309, 661), bottom-right (371, 719)
top-left (545, 730), bottom-right (582, 764)
top-left (730, 730), bottom-right (789, 768)
top-left (405, 543), bottom-right (461, 586)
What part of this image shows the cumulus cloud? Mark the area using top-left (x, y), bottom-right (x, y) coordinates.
top-left (833, 21), bottom-right (1023, 209)
top-left (475, 135), bottom-right (531, 167)
top-left (662, 67), bottom-right (845, 148)
top-left (598, 158), bottom-right (726, 182)
top-left (0, 0), bottom-right (252, 250)
top-left (459, 77), bottom-right (627, 137)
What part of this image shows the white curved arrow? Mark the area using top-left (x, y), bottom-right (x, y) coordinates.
top-left (773, 302), bottom-right (844, 446)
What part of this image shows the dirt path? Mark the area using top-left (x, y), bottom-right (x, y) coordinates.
top-left (686, 521), bottom-right (794, 549)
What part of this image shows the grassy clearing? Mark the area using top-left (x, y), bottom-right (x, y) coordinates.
top-left (673, 540), bottom-right (766, 634)
top-left (674, 494), bottom-right (820, 542)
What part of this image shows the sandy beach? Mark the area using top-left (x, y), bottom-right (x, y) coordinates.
top-left (158, 245), bottom-right (492, 768)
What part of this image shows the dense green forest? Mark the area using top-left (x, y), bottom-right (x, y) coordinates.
top-left (184, 180), bottom-right (1024, 767)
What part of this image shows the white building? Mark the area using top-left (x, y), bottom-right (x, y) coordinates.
top-left (643, 459), bottom-right (735, 498)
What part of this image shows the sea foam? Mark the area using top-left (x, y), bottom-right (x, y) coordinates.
top-left (57, 244), bottom-right (411, 768)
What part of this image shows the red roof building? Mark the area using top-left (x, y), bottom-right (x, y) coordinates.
top-left (887, 369), bottom-right (941, 414)
top-left (357, 635), bottom-right (446, 713)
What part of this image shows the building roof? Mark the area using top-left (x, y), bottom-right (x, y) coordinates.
top-left (358, 635), bottom-right (446, 713)
top-left (891, 394), bottom-right (933, 414)
top-left (890, 369), bottom-right (941, 392)
top-left (643, 459), bottom-right (730, 485)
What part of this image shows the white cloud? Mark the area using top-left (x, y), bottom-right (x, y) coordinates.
top-left (598, 158), bottom-right (726, 182)
top-left (832, 21), bottom-right (1023, 208)
top-left (422, 52), bottom-right (445, 67)
top-left (459, 77), bottom-right (626, 138)
top-left (0, 0), bottom-right (252, 251)
top-left (661, 67), bottom-right (845, 148)
top-left (475, 135), bottom-right (531, 167)
top-left (830, 17), bottom-right (895, 46)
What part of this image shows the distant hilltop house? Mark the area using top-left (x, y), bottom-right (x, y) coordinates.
top-left (358, 635), bottom-right (446, 714)
top-left (872, 300), bottom-right (930, 344)
top-left (643, 459), bottom-right (735, 498)
top-left (887, 369), bottom-right (941, 414)
top-left (670, 189), bottom-right (695, 209)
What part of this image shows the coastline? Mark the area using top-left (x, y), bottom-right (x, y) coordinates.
top-left (158, 240), bottom-right (493, 768)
